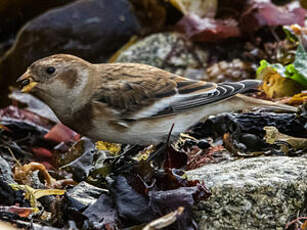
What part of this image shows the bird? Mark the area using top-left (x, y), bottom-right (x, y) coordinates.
top-left (17, 54), bottom-right (297, 146)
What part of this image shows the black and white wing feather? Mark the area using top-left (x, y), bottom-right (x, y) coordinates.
top-left (92, 63), bottom-right (261, 120)
top-left (154, 80), bottom-right (261, 117)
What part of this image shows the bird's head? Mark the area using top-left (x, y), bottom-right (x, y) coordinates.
top-left (17, 54), bottom-right (93, 111)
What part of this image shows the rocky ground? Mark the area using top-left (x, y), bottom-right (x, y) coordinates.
top-left (0, 0), bottom-right (306, 229)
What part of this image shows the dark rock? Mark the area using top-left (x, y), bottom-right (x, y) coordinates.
top-left (189, 111), bottom-right (307, 139)
top-left (239, 133), bottom-right (261, 150)
top-left (0, 0), bottom-right (141, 106)
top-left (197, 139), bottom-right (211, 149)
top-left (0, 0), bottom-right (74, 42)
top-left (0, 38), bottom-right (14, 57)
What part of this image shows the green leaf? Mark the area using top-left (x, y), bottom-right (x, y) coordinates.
top-left (257, 45), bottom-right (307, 87)
top-left (292, 44), bottom-right (307, 86)
top-left (257, 60), bottom-right (287, 78)
top-left (256, 60), bottom-right (269, 77)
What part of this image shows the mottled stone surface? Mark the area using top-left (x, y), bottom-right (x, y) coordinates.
top-left (188, 156), bottom-right (307, 230)
top-left (114, 32), bottom-right (208, 80)
top-left (0, 0), bottom-right (140, 106)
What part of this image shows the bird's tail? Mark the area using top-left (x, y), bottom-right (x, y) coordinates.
top-left (235, 94), bottom-right (297, 113)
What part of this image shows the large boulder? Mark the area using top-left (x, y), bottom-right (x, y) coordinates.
top-left (188, 156), bottom-right (307, 229)
top-left (0, 0), bottom-right (141, 106)
top-left (114, 32), bottom-right (209, 80)
top-left (0, 0), bottom-right (74, 43)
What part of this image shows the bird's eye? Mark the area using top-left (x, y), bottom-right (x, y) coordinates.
top-left (46, 67), bottom-right (55, 74)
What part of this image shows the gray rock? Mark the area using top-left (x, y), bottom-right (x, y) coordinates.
top-left (114, 32), bottom-right (208, 80)
top-left (0, 156), bottom-right (14, 184)
top-left (0, 0), bottom-right (141, 107)
top-left (187, 156), bottom-right (307, 230)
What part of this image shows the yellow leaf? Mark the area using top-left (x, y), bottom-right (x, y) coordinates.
top-left (96, 141), bottom-right (121, 155)
top-left (288, 91), bottom-right (307, 104)
top-left (167, 0), bottom-right (217, 18)
top-left (32, 188), bottom-right (65, 199)
top-left (259, 68), bottom-right (302, 98)
top-left (135, 145), bottom-right (155, 161)
top-left (10, 184), bottom-right (65, 213)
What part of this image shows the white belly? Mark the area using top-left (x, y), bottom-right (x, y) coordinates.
top-left (87, 96), bottom-right (250, 145)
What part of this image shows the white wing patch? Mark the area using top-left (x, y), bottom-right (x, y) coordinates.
top-left (128, 80), bottom-right (261, 120)
top-left (130, 88), bottom-right (216, 120)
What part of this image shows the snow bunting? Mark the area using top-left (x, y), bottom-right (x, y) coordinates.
top-left (17, 54), bottom-right (296, 145)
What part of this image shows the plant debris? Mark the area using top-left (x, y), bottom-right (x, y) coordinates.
top-left (264, 126), bottom-right (307, 153)
top-left (0, 105), bottom-right (211, 229)
top-left (176, 15), bottom-right (241, 42)
top-left (1, 1), bottom-right (307, 229)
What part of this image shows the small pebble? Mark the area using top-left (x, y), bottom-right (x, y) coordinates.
top-left (197, 139), bottom-right (211, 149)
top-left (240, 133), bottom-right (259, 148)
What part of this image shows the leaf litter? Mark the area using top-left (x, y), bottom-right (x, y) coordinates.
top-left (1, 0), bottom-right (307, 229)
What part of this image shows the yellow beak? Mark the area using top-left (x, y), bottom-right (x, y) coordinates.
top-left (16, 71), bottom-right (38, 93)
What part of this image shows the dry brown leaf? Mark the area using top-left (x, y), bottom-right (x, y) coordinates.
top-left (143, 206), bottom-right (184, 230)
top-left (264, 126), bottom-right (307, 153)
top-left (13, 162), bottom-right (75, 188)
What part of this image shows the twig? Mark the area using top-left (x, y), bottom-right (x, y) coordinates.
top-left (285, 217), bottom-right (307, 229)
top-left (6, 147), bottom-right (22, 167)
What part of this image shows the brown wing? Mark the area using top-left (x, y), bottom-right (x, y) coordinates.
top-left (92, 63), bottom-right (216, 117)
top-left (92, 63), bottom-right (260, 119)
